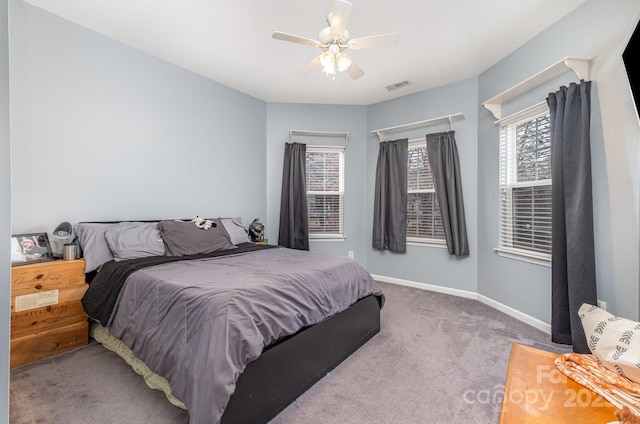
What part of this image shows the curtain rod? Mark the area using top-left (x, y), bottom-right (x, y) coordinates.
top-left (289, 129), bottom-right (349, 146)
top-left (371, 113), bottom-right (464, 142)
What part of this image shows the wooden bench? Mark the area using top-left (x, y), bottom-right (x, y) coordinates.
top-left (499, 343), bottom-right (619, 423)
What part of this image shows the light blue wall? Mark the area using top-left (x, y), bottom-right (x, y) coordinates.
top-left (1, 0), bottom-right (9, 420)
top-left (365, 78), bottom-right (479, 293)
top-left (266, 103), bottom-right (368, 263)
top-left (478, 0), bottom-right (640, 321)
top-left (9, 1), bottom-right (267, 234)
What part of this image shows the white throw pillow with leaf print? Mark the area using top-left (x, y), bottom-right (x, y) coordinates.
top-left (579, 303), bottom-right (640, 384)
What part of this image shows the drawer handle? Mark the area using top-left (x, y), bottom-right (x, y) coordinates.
top-left (34, 284), bottom-right (42, 290)
top-left (35, 274), bottom-right (43, 280)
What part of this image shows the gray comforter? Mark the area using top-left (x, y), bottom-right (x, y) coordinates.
top-left (104, 246), bottom-right (384, 424)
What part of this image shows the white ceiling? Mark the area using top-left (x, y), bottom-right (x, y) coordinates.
top-left (20, 0), bottom-right (589, 105)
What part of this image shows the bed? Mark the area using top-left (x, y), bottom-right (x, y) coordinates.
top-left (76, 219), bottom-right (384, 424)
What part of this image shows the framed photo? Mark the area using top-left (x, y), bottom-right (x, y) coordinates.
top-left (11, 232), bottom-right (54, 267)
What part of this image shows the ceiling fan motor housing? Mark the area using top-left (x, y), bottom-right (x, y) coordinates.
top-left (319, 26), bottom-right (350, 46)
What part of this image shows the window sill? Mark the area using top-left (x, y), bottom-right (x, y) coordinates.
top-left (494, 247), bottom-right (551, 267)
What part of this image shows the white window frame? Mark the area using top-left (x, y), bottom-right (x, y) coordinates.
top-left (495, 103), bottom-right (552, 266)
top-left (305, 146), bottom-right (345, 240)
top-left (406, 140), bottom-right (446, 247)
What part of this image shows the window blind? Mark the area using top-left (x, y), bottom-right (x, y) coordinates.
top-left (306, 149), bottom-right (344, 237)
top-left (407, 143), bottom-right (444, 241)
top-left (499, 108), bottom-right (552, 256)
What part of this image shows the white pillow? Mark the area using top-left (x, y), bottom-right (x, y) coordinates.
top-left (579, 303), bottom-right (640, 384)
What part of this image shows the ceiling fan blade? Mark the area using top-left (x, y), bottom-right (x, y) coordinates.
top-left (272, 31), bottom-right (321, 47)
top-left (329, 0), bottom-right (352, 39)
top-left (346, 33), bottom-right (399, 50)
top-left (346, 60), bottom-right (364, 80)
top-left (297, 56), bottom-right (321, 77)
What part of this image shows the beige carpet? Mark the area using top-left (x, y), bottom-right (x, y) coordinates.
top-left (10, 282), bottom-right (569, 423)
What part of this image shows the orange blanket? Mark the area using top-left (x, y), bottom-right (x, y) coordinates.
top-left (555, 352), bottom-right (640, 416)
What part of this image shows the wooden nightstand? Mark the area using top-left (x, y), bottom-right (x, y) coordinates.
top-left (10, 259), bottom-right (89, 368)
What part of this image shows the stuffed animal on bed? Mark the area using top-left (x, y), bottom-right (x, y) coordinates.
top-left (616, 407), bottom-right (640, 424)
top-left (248, 218), bottom-right (264, 242)
top-left (191, 216), bottom-right (215, 230)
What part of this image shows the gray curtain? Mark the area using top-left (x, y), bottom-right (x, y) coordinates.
top-left (548, 80), bottom-right (597, 353)
top-left (372, 138), bottom-right (408, 252)
top-left (426, 131), bottom-right (469, 256)
top-left (278, 142), bottom-right (309, 250)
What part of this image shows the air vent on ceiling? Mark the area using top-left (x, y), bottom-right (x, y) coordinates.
top-left (386, 80), bottom-right (411, 92)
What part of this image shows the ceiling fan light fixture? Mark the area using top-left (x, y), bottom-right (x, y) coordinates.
top-left (320, 50), bottom-right (335, 68)
top-left (336, 53), bottom-right (352, 72)
top-left (322, 63), bottom-right (337, 78)
top-left (320, 50), bottom-right (337, 77)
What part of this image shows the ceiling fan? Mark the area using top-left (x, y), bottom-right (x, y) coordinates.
top-left (272, 0), bottom-right (399, 80)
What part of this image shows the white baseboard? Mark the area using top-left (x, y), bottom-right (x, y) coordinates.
top-left (371, 274), bottom-right (551, 334)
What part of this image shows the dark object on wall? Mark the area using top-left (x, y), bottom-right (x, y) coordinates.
top-left (623, 17), bottom-right (640, 120)
top-left (248, 218), bottom-right (265, 242)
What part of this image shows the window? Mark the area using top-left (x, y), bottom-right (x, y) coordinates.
top-left (498, 104), bottom-right (552, 262)
top-left (406, 142), bottom-right (445, 244)
top-left (306, 147), bottom-right (344, 239)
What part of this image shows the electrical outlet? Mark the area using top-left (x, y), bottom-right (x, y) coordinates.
top-left (597, 300), bottom-right (607, 311)
top-left (348, 251), bottom-right (354, 259)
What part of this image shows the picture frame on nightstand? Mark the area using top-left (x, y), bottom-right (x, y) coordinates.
top-left (10, 232), bottom-right (54, 267)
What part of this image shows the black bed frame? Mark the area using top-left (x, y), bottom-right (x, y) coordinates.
top-left (221, 294), bottom-right (381, 424)
top-left (81, 220), bottom-right (382, 423)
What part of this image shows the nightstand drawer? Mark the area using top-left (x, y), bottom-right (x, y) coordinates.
top-left (10, 321), bottom-right (88, 368)
top-left (11, 300), bottom-right (87, 339)
top-left (11, 259), bottom-right (86, 298)
top-left (10, 284), bottom-right (88, 313)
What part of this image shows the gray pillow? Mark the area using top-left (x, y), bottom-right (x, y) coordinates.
top-left (75, 223), bottom-right (118, 273)
top-left (158, 219), bottom-right (236, 256)
top-left (104, 222), bottom-right (165, 261)
top-left (221, 218), bottom-right (249, 245)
